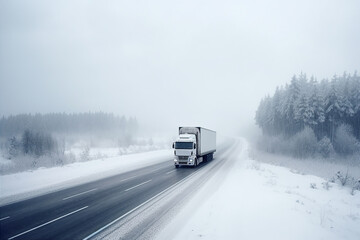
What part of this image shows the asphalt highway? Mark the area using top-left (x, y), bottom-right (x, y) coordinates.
top-left (0, 148), bottom-right (227, 240)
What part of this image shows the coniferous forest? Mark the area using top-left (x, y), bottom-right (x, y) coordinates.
top-left (255, 72), bottom-right (360, 158)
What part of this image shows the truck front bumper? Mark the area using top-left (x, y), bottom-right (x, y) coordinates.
top-left (174, 156), bottom-right (195, 166)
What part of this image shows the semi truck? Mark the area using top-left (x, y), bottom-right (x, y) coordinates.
top-left (172, 127), bottom-right (216, 168)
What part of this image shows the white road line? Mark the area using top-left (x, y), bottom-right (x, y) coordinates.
top-left (83, 168), bottom-right (202, 240)
top-left (124, 180), bottom-right (152, 192)
top-left (119, 176), bottom-right (137, 182)
top-left (8, 206), bottom-right (88, 240)
top-left (0, 216), bottom-right (10, 221)
top-left (166, 170), bottom-right (176, 175)
top-left (151, 167), bottom-right (165, 172)
top-left (63, 189), bottom-right (97, 200)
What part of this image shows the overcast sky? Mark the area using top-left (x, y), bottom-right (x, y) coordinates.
top-left (1, 0), bottom-right (359, 135)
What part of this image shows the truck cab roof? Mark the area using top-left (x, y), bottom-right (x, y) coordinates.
top-left (176, 134), bottom-right (196, 142)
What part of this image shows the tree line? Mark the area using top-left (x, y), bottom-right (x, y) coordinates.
top-left (255, 72), bottom-right (360, 157)
top-left (1, 112), bottom-right (139, 162)
top-left (0, 112), bottom-right (138, 138)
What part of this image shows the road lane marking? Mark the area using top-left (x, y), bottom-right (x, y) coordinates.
top-left (119, 176), bottom-right (137, 182)
top-left (63, 188), bottom-right (97, 200)
top-left (8, 206), bottom-right (88, 240)
top-left (166, 170), bottom-right (176, 174)
top-left (151, 167), bottom-right (166, 172)
top-left (83, 167), bottom-right (203, 240)
top-left (0, 216), bottom-right (10, 221)
top-left (124, 180), bottom-right (152, 192)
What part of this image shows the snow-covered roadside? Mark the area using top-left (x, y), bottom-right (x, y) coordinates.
top-left (157, 138), bottom-right (360, 240)
top-left (67, 142), bottom-right (171, 160)
top-left (249, 146), bottom-right (360, 181)
top-left (0, 149), bottom-right (172, 205)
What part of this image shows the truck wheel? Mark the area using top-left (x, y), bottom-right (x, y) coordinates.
top-left (175, 165), bottom-right (179, 168)
top-left (195, 158), bottom-right (198, 167)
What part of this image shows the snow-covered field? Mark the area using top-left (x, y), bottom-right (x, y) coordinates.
top-left (0, 137), bottom-right (172, 175)
top-left (0, 149), bottom-right (172, 205)
top-left (157, 138), bottom-right (360, 240)
top-left (67, 141), bottom-right (171, 160)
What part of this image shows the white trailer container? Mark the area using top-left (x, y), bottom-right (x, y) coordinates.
top-left (172, 127), bottom-right (216, 168)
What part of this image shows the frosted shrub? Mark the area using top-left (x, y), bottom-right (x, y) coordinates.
top-left (336, 171), bottom-right (350, 186)
top-left (334, 124), bottom-right (360, 156)
top-left (317, 136), bottom-right (334, 158)
top-left (80, 146), bottom-right (90, 161)
top-left (330, 171), bottom-right (360, 195)
top-left (351, 179), bottom-right (360, 195)
top-left (329, 177), bottom-right (336, 183)
top-left (290, 127), bottom-right (317, 158)
top-left (322, 181), bottom-right (332, 190)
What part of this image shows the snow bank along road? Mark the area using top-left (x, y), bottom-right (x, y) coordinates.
top-left (0, 143), bottom-right (234, 240)
top-left (157, 138), bottom-right (360, 240)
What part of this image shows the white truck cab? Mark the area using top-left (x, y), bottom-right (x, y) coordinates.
top-left (173, 127), bottom-right (216, 168)
top-left (173, 134), bottom-right (197, 167)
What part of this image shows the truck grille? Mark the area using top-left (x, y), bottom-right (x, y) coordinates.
top-left (178, 156), bottom-right (188, 160)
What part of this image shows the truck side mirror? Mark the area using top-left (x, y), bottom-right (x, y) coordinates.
top-left (172, 143), bottom-right (175, 149)
top-left (194, 143), bottom-right (196, 149)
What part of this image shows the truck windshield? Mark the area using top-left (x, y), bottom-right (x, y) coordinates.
top-left (175, 142), bottom-right (193, 149)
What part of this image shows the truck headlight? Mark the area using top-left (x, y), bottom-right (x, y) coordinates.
top-left (174, 159), bottom-right (178, 162)
top-left (189, 159), bottom-right (193, 162)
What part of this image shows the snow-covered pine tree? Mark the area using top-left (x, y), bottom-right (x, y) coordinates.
top-left (285, 75), bottom-right (302, 135)
top-left (325, 77), bottom-right (343, 142)
top-left (307, 79), bottom-right (326, 136)
top-left (349, 72), bottom-right (360, 138)
top-left (8, 136), bottom-right (20, 159)
top-left (294, 93), bottom-right (310, 128)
